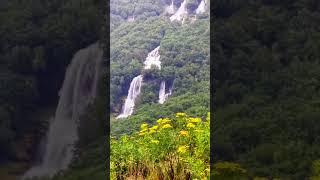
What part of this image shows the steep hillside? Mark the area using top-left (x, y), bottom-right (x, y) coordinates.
top-left (110, 0), bottom-right (210, 137)
top-left (109, 0), bottom-right (210, 179)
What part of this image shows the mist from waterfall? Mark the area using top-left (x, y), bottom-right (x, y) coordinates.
top-left (22, 43), bottom-right (103, 179)
top-left (117, 46), bottom-right (161, 119)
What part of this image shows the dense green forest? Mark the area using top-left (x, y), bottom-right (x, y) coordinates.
top-left (110, 0), bottom-right (210, 137)
top-left (0, 0), bottom-right (105, 179)
top-left (213, 0), bottom-right (320, 179)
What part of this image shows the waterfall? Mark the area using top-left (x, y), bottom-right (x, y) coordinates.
top-left (158, 81), bottom-right (172, 104)
top-left (170, 0), bottom-right (188, 22)
top-left (158, 81), bottom-right (166, 104)
top-left (166, 0), bottom-right (175, 15)
top-left (144, 46), bottom-right (161, 70)
top-left (127, 15), bottom-right (135, 22)
top-left (117, 46), bottom-right (161, 119)
top-left (116, 75), bottom-right (143, 119)
top-left (22, 43), bottom-right (103, 179)
top-left (196, 0), bottom-right (206, 14)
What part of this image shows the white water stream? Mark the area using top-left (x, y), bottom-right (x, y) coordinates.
top-left (196, 0), bottom-right (206, 14)
top-left (170, 0), bottom-right (188, 22)
top-left (22, 43), bottom-right (103, 179)
top-left (166, 0), bottom-right (175, 15)
top-left (117, 46), bottom-right (170, 118)
top-left (158, 81), bottom-right (172, 104)
top-left (116, 75), bottom-right (143, 119)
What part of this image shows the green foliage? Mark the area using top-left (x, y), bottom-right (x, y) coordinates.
top-left (110, 0), bottom-right (167, 31)
top-left (213, 0), bottom-right (320, 179)
top-left (111, 112), bottom-right (210, 179)
top-left (110, 18), bottom-right (209, 123)
top-left (212, 162), bottom-right (248, 180)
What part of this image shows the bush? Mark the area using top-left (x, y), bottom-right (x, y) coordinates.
top-left (110, 112), bottom-right (210, 179)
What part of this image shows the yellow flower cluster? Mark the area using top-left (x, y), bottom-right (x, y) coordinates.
top-left (151, 140), bottom-right (159, 144)
top-left (156, 118), bottom-right (173, 130)
top-left (176, 112), bottom-right (186, 118)
top-left (162, 124), bottom-right (173, 129)
top-left (187, 123), bottom-right (196, 129)
top-left (179, 130), bottom-right (189, 137)
top-left (111, 112), bottom-right (211, 179)
top-left (139, 123), bottom-right (149, 136)
top-left (177, 145), bottom-right (189, 154)
top-left (188, 117), bottom-right (201, 123)
top-left (139, 132), bottom-right (146, 136)
top-left (149, 125), bottom-right (158, 134)
top-left (157, 118), bottom-right (171, 124)
top-left (140, 123), bottom-right (148, 130)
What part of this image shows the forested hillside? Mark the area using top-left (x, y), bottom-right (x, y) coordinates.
top-left (0, 0), bottom-right (103, 178)
top-left (110, 0), bottom-right (210, 136)
top-left (213, 0), bottom-right (320, 179)
top-left (110, 0), bottom-right (210, 178)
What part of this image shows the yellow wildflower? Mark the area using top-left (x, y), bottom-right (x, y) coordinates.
top-left (149, 129), bottom-right (156, 134)
top-left (177, 145), bottom-right (188, 154)
top-left (149, 125), bottom-right (158, 131)
top-left (176, 112), bottom-right (186, 117)
top-left (157, 118), bottom-right (163, 124)
top-left (139, 132), bottom-right (146, 136)
top-left (140, 123), bottom-right (148, 130)
top-left (157, 118), bottom-right (171, 125)
top-left (179, 130), bottom-right (189, 136)
top-left (189, 117), bottom-right (201, 123)
top-left (140, 128), bottom-right (148, 133)
top-left (187, 123), bottom-right (196, 128)
top-left (162, 118), bottom-right (171, 124)
top-left (151, 140), bottom-right (159, 144)
top-left (161, 124), bottom-right (173, 129)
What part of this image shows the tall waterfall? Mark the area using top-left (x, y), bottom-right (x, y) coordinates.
top-left (117, 46), bottom-right (161, 119)
top-left (22, 43), bottom-right (103, 179)
top-left (158, 81), bottom-right (172, 104)
top-left (196, 0), bottom-right (206, 14)
top-left (170, 0), bottom-right (188, 22)
top-left (116, 75), bottom-right (143, 119)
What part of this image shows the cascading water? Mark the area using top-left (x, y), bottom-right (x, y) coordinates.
top-left (196, 0), bottom-right (206, 14)
top-left (158, 81), bottom-right (172, 104)
top-left (166, 0), bottom-right (175, 15)
top-left (159, 81), bottom-right (166, 104)
top-left (116, 75), bottom-right (143, 119)
top-left (127, 15), bottom-right (135, 22)
top-left (117, 46), bottom-right (161, 119)
top-left (22, 43), bottom-right (103, 179)
top-left (144, 46), bottom-right (161, 70)
top-left (170, 0), bottom-right (188, 22)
